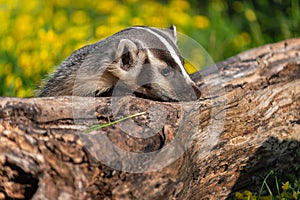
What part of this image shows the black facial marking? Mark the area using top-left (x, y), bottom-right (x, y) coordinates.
top-left (121, 51), bottom-right (133, 71)
top-left (142, 83), bottom-right (152, 90)
top-left (144, 56), bottom-right (150, 64)
top-left (150, 49), bottom-right (182, 73)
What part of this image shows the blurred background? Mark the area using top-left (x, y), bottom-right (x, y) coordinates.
top-left (0, 0), bottom-right (299, 97)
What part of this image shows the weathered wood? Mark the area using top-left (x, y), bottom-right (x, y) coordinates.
top-left (0, 38), bottom-right (299, 199)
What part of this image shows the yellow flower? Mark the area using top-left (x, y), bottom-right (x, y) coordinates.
top-left (168, 11), bottom-right (190, 26)
top-left (95, 25), bottom-right (110, 38)
top-left (282, 181), bottom-right (289, 191)
top-left (19, 53), bottom-right (36, 77)
top-left (141, 1), bottom-right (162, 15)
top-left (1, 0), bottom-right (19, 10)
top-left (130, 17), bottom-right (144, 26)
top-left (245, 9), bottom-right (257, 22)
top-left (15, 77), bottom-right (23, 90)
top-left (53, 0), bottom-right (70, 7)
top-left (234, 192), bottom-right (244, 199)
top-left (95, 24), bottom-right (125, 39)
top-left (109, 4), bottom-right (129, 24)
top-left (5, 74), bottom-right (14, 87)
top-left (170, 0), bottom-right (190, 11)
top-left (53, 10), bottom-right (68, 31)
top-left (293, 191), bottom-right (297, 199)
top-left (240, 32), bottom-right (251, 44)
top-left (0, 8), bottom-right (9, 35)
top-left (38, 29), bottom-right (59, 47)
top-left (193, 15), bottom-right (210, 29)
top-left (1, 36), bottom-right (15, 52)
top-left (22, 0), bottom-right (39, 12)
top-left (13, 15), bottom-right (33, 39)
top-left (184, 48), bottom-right (206, 74)
top-left (242, 190), bottom-right (253, 196)
top-left (0, 63), bottom-right (12, 77)
top-left (96, 0), bottom-right (118, 14)
top-left (184, 60), bottom-right (197, 74)
top-left (17, 88), bottom-right (32, 97)
top-left (17, 89), bottom-right (27, 97)
top-left (232, 32), bottom-right (251, 49)
top-left (123, 0), bottom-right (138, 3)
top-left (71, 11), bottom-right (90, 25)
top-left (148, 16), bottom-right (168, 27)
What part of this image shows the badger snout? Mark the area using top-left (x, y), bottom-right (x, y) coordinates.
top-left (177, 82), bottom-right (201, 101)
top-left (166, 72), bottom-right (201, 102)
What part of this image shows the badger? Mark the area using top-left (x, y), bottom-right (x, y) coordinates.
top-left (37, 25), bottom-right (201, 101)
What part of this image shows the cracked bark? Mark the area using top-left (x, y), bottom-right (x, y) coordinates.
top-left (0, 38), bottom-right (299, 199)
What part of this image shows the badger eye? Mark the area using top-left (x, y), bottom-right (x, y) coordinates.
top-left (161, 68), bottom-right (171, 76)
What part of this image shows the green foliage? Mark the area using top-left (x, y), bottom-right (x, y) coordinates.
top-left (234, 178), bottom-right (300, 200)
top-left (234, 162), bottom-right (300, 200)
top-left (0, 0), bottom-right (299, 97)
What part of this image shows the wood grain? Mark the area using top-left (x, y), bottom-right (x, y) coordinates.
top-left (0, 38), bottom-right (299, 199)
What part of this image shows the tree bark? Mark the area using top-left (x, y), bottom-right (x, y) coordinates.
top-left (0, 38), bottom-right (299, 200)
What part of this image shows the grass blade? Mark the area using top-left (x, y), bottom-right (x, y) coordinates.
top-left (86, 111), bottom-right (146, 132)
top-left (258, 170), bottom-right (274, 198)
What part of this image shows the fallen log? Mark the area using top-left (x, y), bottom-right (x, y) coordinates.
top-left (0, 38), bottom-right (299, 199)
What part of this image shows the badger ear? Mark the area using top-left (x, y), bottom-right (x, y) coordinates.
top-left (115, 39), bottom-right (138, 71)
top-left (168, 25), bottom-right (177, 42)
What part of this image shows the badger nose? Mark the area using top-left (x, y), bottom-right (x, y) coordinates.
top-left (175, 80), bottom-right (201, 101)
top-left (179, 83), bottom-right (201, 101)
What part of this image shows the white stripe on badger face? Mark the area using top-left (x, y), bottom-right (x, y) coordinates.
top-left (133, 27), bottom-right (192, 82)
